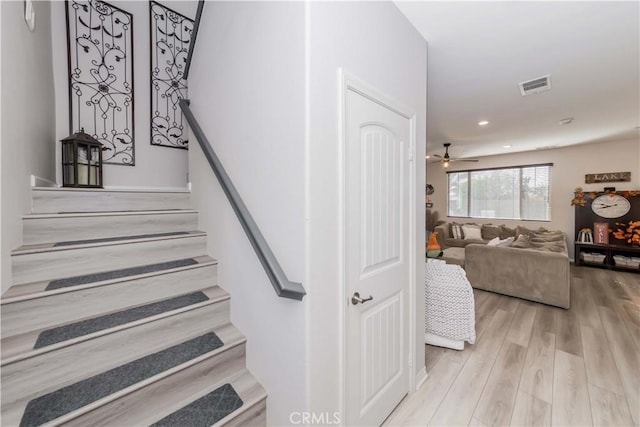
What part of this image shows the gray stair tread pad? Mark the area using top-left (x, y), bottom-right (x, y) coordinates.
top-left (53, 231), bottom-right (190, 247)
top-left (20, 332), bottom-right (224, 427)
top-left (151, 383), bottom-right (244, 427)
top-left (34, 292), bottom-right (210, 349)
top-left (45, 258), bottom-right (199, 290)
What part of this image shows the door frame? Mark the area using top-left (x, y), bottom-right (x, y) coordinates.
top-left (338, 69), bottom-right (417, 423)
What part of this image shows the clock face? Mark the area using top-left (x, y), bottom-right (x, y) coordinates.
top-left (591, 194), bottom-right (631, 219)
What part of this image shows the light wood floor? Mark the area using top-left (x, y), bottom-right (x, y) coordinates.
top-left (385, 266), bottom-right (640, 426)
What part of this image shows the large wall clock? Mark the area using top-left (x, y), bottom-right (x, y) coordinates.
top-left (591, 194), bottom-right (631, 218)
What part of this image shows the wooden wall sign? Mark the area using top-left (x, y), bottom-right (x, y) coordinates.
top-left (585, 172), bottom-right (631, 184)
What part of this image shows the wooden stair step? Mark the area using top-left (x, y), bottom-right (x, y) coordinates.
top-left (2, 255), bottom-right (216, 300)
top-left (22, 209), bottom-right (199, 245)
top-left (10, 231), bottom-right (208, 285)
top-left (2, 286), bottom-right (227, 364)
top-left (1, 310), bottom-right (241, 426)
top-left (31, 187), bottom-right (191, 213)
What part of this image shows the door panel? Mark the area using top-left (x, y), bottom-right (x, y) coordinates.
top-left (345, 85), bottom-right (412, 426)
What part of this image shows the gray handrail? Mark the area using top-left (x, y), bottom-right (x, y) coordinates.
top-left (179, 99), bottom-right (306, 301)
top-left (183, 0), bottom-right (204, 80)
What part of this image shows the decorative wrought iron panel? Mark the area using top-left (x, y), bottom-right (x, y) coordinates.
top-left (66, 0), bottom-right (135, 165)
top-left (149, 1), bottom-right (193, 149)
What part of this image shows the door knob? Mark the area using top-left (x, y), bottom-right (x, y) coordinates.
top-left (351, 292), bottom-right (373, 305)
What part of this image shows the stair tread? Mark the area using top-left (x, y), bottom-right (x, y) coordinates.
top-left (23, 209), bottom-right (198, 219)
top-left (12, 230), bottom-right (206, 255)
top-left (33, 186), bottom-right (190, 193)
top-left (1, 318), bottom-right (244, 427)
top-left (19, 332), bottom-right (226, 427)
top-left (2, 255), bottom-right (217, 301)
top-left (1, 286), bottom-right (228, 364)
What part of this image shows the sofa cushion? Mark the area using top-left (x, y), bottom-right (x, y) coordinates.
top-left (481, 224), bottom-right (501, 240)
top-left (441, 247), bottom-right (465, 267)
top-left (516, 225), bottom-right (548, 237)
top-left (451, 222), bottom-right (464, 239)
top-left (496, 236), bottom-right (515, 247)
top-left (462, 224), bottom-right (483, 240)
top-left (499, 225), bottom-right (517, 239)
top-left (512, 234), bottom-right (531, 248)
top-left (487, 236), bottom-right (501, 246)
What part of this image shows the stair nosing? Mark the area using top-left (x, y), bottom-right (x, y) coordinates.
top-left (43, 337), bottom-right (247, 427)
top-left (23, 210), bottom-right (199, 220)
top-left (33, 186), bottom-right (191, 194)
top-left (1, 295), bottom-right (232, 366)
top-left (1, 258), bottom-right (218, 304)
top-left (11, 231), bottom-right (207, 256)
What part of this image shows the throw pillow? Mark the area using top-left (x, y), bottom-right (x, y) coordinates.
top-left (516, 225), bottom-right (548, 237)
top-left (462, 224), bottom-right (483, 240)
top-left (487, 236), bottom-right (501, 246)
top-left (512, 234), bottom-right (531, 248)
top-left (496, 236), bottom-right (515, 247)
top-left (481, 224), bottom-right (501, 240)
top-left (499, 225), bottom-right (517, 240)
top-left (451, 223), bottom-right (464, 239)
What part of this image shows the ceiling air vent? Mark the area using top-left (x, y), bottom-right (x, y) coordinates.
top-left (519, 74), bottom-right (551, 96)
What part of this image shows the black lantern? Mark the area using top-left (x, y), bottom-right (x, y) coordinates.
top-left (61, 128), bottom-right (103, 188)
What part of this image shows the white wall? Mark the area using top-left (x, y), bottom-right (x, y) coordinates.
top-left (1, 0), bottom-right (56, 293)
top-left (187, 2), bottom-right (307, 425)
top-left (307, 1), bottom-right (427, 419)
top-left (50, 1), bottom-right (194, 189)
top-left (427, 137), bottom-right (640, 259)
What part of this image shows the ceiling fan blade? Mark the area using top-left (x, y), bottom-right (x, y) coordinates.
top-left (428, 160), bottom-right (443, 165)
top-left (449, 158), bottom-right (479, 163)
top-left (432, 154), bottom-right (443, 159)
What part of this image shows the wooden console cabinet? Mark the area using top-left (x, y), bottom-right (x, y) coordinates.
top-left (574, 242), bottom-right (640, 273)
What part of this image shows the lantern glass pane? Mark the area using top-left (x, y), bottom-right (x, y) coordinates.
top-left (63, 165), bottom-right (74, 185)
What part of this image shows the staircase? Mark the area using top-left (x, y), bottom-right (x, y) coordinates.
top-left (1, 187), bottom-right (267, 426)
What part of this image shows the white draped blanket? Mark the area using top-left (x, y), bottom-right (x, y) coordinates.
top-left (425, 259), bottom-right (476, 345)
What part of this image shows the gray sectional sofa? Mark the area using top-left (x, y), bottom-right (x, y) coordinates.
top-left (433, 222), bottom-right (570, 308)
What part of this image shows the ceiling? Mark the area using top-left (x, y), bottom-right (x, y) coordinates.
top-left (395, 1), bottom-right (640, 160)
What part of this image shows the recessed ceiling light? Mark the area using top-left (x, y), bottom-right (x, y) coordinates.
top-left (559, 117), bottom-right (573, 125)
top-left (478, 120), bottom-right (489, 126)
top-left (503, 145), bottom-right (512, 148)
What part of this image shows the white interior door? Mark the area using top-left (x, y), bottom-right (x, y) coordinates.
top-left (344, 80), bottom-right (412, 426)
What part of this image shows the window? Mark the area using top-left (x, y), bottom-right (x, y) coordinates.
top-left (447, 164), bottom-right (552, 220)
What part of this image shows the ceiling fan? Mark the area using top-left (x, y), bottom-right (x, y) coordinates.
top-left (429, 143), bottom-right (479, 168)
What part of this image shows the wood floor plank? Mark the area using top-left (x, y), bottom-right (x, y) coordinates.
top-left (616, 300), bottom-right (640, 351)
top-left (552, 350), bottom-right (592, 426)
top-left (597, 306), bottom-right (640, 425)
top-left (588, 383), bottom-right (634, 427)
top-left (383, 352), bottom-right (464, 426)
top-left (580, 326), bottom-right (624, 395)
top-left (472, 309), bottom-right (514, 360)
top-left (555, 307), bottom-right (582, 357)
top-left (519, 331), bottom-right (555, 404)
top-left (533, 304), bottom-right (557, 336)
top-left (572, 278), bottom-right (602, 329)
top-left (425, 344), bottom-right (446, 374)
top-left (427, 351), bottom-right (495, 426)
top-left (506, 303), bottom-right (537, 347)
top-left (510, 391), bottom-right (552, 427)
top-left (473, 341), bottom-right (527, 426)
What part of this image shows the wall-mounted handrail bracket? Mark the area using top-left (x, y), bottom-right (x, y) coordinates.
top-left (179, 99), bottom-right (306, 301)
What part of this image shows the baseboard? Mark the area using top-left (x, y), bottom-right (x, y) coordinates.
top-left (31, 175), bottom-right (59, 188)
top-left (415, 367), bottom-right (428, 391)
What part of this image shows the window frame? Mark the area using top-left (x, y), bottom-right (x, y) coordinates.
top-left (446, 163), bottom-right (553, 221)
